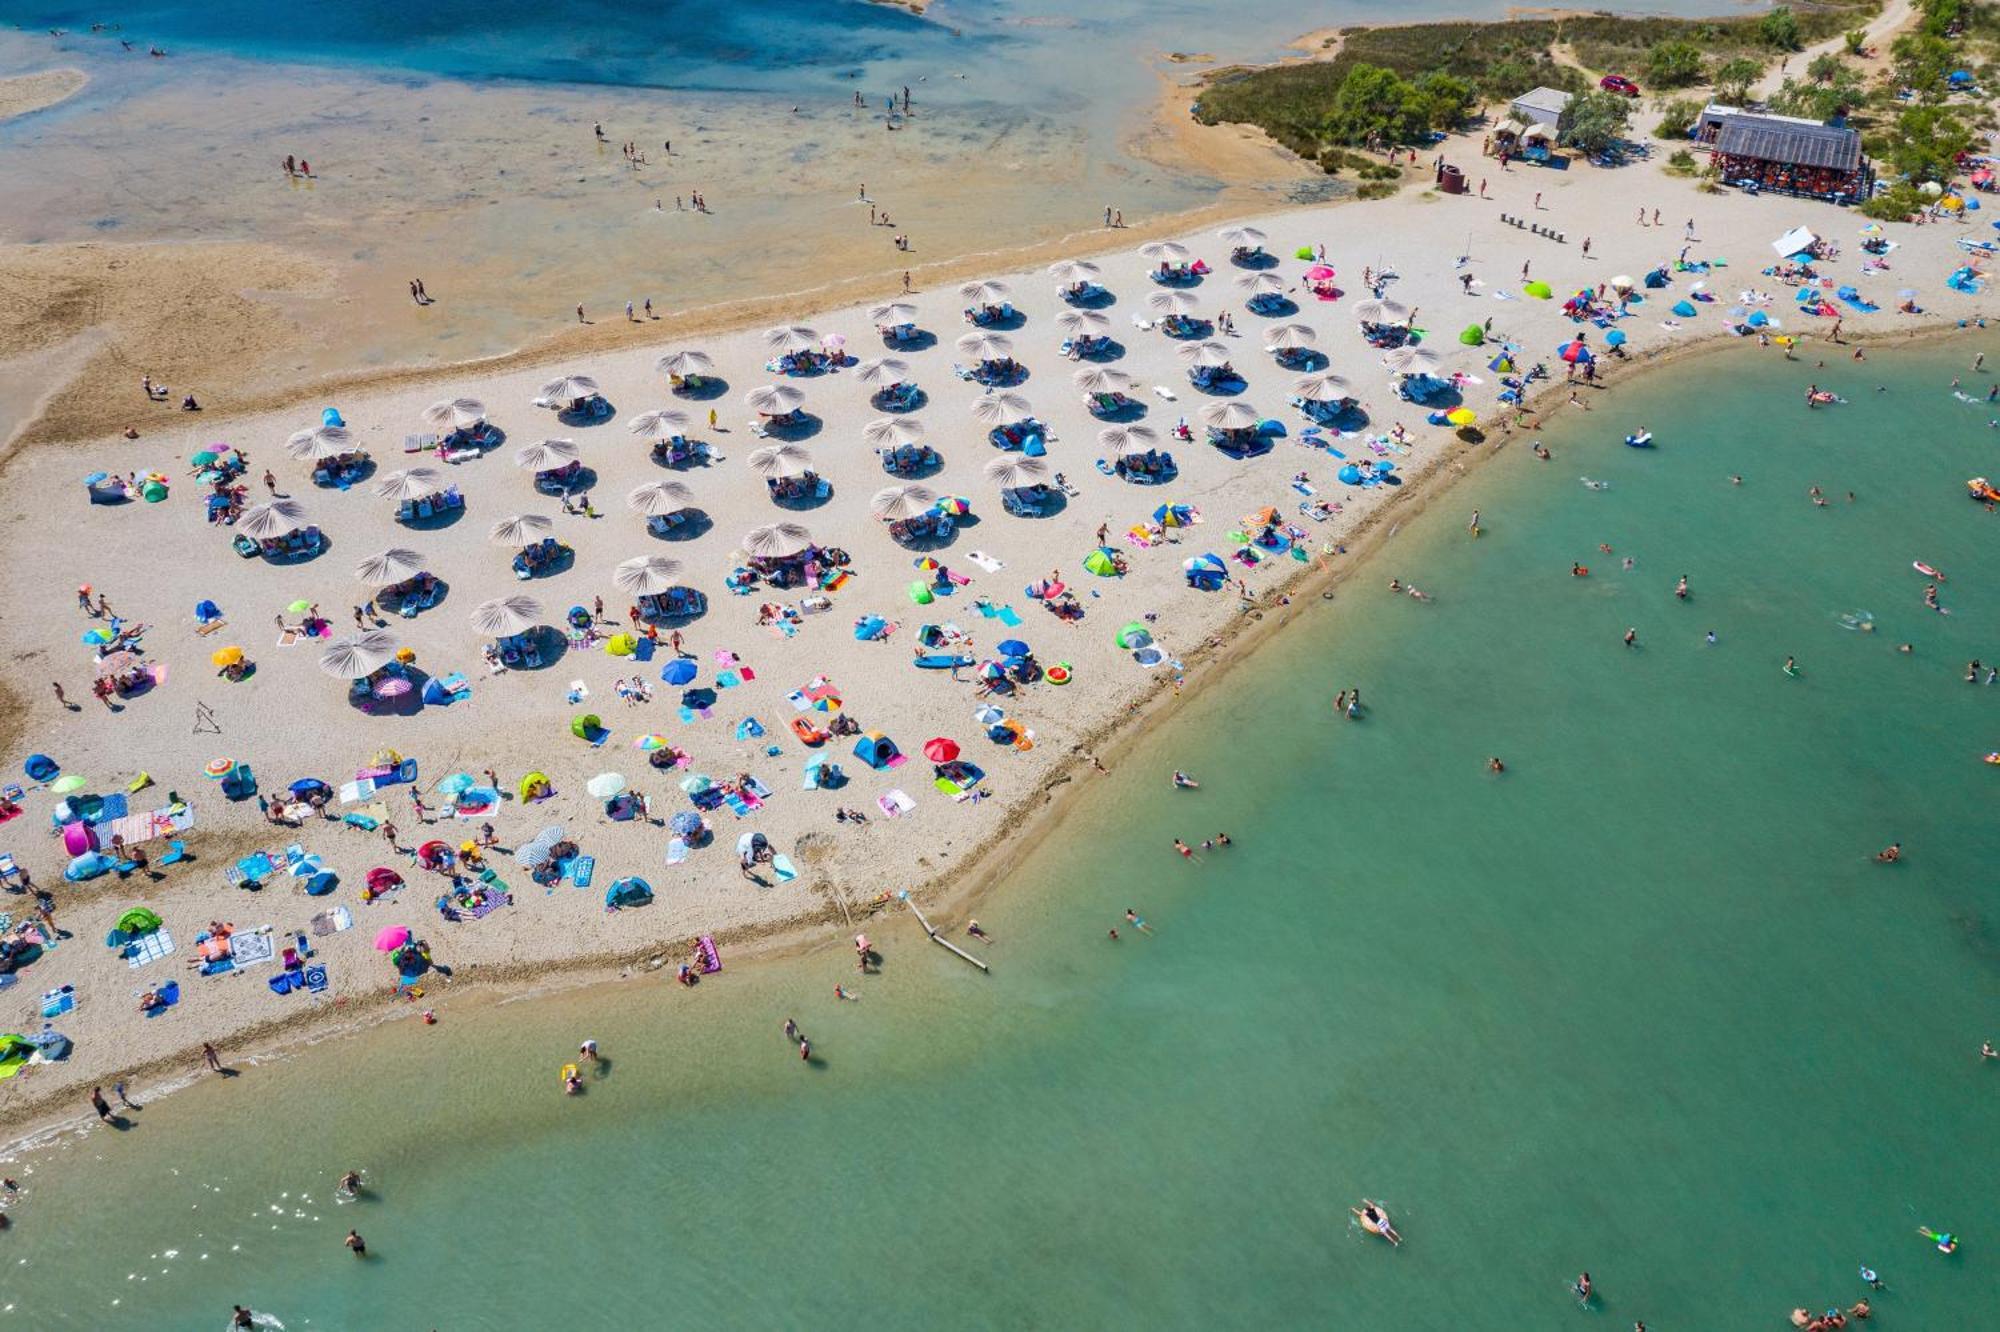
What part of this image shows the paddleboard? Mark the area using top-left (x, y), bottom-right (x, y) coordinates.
top-left (913, 653), bottom-right (974, 669)
top-left (1914, 561), bottom-right (1946, 580)
top-left (771, 854), bottom-right (798, 883)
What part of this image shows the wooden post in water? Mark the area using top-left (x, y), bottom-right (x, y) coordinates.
top-left (902, 893), bottom-right (989, 972)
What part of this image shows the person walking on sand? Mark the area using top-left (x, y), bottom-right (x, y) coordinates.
top-left (381, 820), bottom-right (401, 852)
top-left (576, 304), bottom-right (586, 324)
top-left (202, 1042), bottom-right (223, 1073)
top-left (52, 681), bottom-right (75, 710)
top-left (262, 468), bottom-right (278, 494)
top-left (91, 1086), bottom-right (114, 1123)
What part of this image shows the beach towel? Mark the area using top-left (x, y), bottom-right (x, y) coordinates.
top-left (878, 789), bottom-right (916, 818)
top-left (304, 965), bottom-right (329, 994)
top-left (40, 985), bottom-right (76, 1018)
top-left (126, 929), bottom-right (175, 968)
top-left (140, 979), bottom-right (180, 1017)
top-left (716, 670), bottom-right (744, 688)
top-left (310, 905), bottom-right (354, 936)
top-left (571, 855), bottom-right (595, 887)
top-left (964, 551), bottom-right (1005, 573)
top-left (465, 892), bottom-right (511, 919)
top-left (665, 836), bottom-right (690, 865)
top-left (695, 934), bottom-right (722, 973)
top-left (230, 930), bottom-right (277, 968)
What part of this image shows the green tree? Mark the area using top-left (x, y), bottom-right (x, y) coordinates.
top-left (1322, 64), bottom-right (1420, 147)
top-left (1409, 72), bottom-right (1475, 132)
top-left (1805, 52), bottom-right (1845, 83)
top-left (1881, 103), bottom-right (1974, 182)
top-left (1646, 39), bottom-right (1706, 87)
top-left (1759, 5), bottom-right (1802, 49)
top-left (1560, 88), bottom-right (1633, 157)
top-left (1843, 28), bottom-right (1867, 55)
top-left (1891, 31), bottom-right (1954, 92)
top-left (1711, 56), bottom-right (1762, 104)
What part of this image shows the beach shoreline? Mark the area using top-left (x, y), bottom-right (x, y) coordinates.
top-left (0, 66), bottom-right (85, 122)
top-left (0, 302), bottom-right (1978, 1158)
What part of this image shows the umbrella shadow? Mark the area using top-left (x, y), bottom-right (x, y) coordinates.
top-left (770, 483), bottom-right (831, 513)
top-left (1076, 339), bottom-right (1125, 363)
top-left (1233, 250), bottom-right (1280, 270)
top-left (535, 466), bottom-right (598, 496)
top-left (887, 330), bottom-right (937, 352)
top-left (1066, 287), bottom-right (1115, 310)
top-left (1090, 399), bottom-right (1147, 423)
top-left (556, 399), bottom-right (616, 428)
top-left (1192, 375), bottom-right (1247, 398)
top-left (763, 412), bottom-right (822, 442)
top-left (398, 503), bottom-right (466, 532)
top-left (871, 387), bottom-right (928, 413)
top-left (1249, 296), bottom-right (1300, 317)
top-left (313, 457), bottom-right (378, 490)
top-left (1277, 349), bottom-right (1328, 373)
top-left (878, 449), bottom-right (943, 480)
top-left (673, 376), bottom-right (729, 402)
top-left (894, 523), bottom-right (960, 552)
top-left (649, 509), bottom-right (713, 542)
top-left (515, 544), bottom-right (575, 580)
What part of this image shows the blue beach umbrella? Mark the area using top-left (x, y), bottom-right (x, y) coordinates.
top-left (661, 659), bottom-right (698, 685)
top-left (1671, 300), bottom-right (1697, 318)
top-left (1605, 329), bottom-right (1627, 347)
top-left (995, 638), bottom-right (1030, 660)
top-left (436, 772), bottom-right (476, 795)
top-left (669, 810), bottom-right (704, 837)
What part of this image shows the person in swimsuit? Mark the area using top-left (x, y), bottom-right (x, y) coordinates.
top-left (345, 1229), bottom-right (367, 1257)
top-left (338, 1170), bottom-right (362, 1198)
top-left (1875, 842), bottom-right (1901, 863)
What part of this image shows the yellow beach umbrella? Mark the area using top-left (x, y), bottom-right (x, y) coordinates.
top-left (1446, 408), bottom-right (1477, 427)
top-left (211, 646), bottom-right (244, 668)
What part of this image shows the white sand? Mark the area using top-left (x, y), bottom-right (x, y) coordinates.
top-left (0, 147), bottom-right (1988, 1124)
top-left (0, 68), bottom-right (84, 122)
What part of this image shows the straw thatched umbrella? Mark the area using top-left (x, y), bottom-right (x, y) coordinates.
top-left (744, 383), bottom-right (805, 416)
top-left (1235, 271), bottom-right (1286, 297)
top-left (1217, 224), bottom-right (1268, 250)
top-left (1139, 240), bottom-right (1193, 265)
top-left (764, 325), bottom-right (820, 353)
top-left (1266, 322), bottom-right (1317, 350)
top-left (421, 397), bottom-right (485, 431)
top-left (862, 417), bottom-right (925, 448)
top-left (1097, 425), bottom-right (1158, 459)
top-left (1177, 340), bottom-right (1233, 368)
top-left (1073, 366), bottom-right (1134, 394)
top-left (1146, 290), bottom-right (1200, 317)
top-left (855, 356), bottom-right (911, 385)
top-left (870, 484), bottom-right (937, 521)
top-left (373, 468), bottom-right (444, 503)
top-left (955, 331), bottom-right (1014, 361)
top-left (626, 408), bottom-right (691, 442)
top-left (741, 523), bottom-right (814, 559)
top-left (318, 630), bottom-right (399, 679)
top-left (1199, 400), bottom-right (1259, 430)
top-left (1294, 372), bottom-right (1352, 402)
top-left (514, 439), bottom-right (579, 471)
top-left (487, 512), bottom-right (553, 546)
top-left (1047, 259), bottom-right (1102, 286)
top-left (868, 302), bottom-right (918, 327)
top-left (983, 455), bottom-right (1050, 488)
top-left (354, 547), bottom-right (425, 586)
top-left (469, 595), bottom-right (542, 637)
top-left (1382, 346), bottom-right (1440, 375)
top-left (613, 554), bottom-right (683, 596)
top-left (959, 278), bottom-right (1010, 305)
top-left (237, 499), bottom-right (305, 540)
top-left (1351, 298), bottom-right (1409, 325)
top-left (655, 349), bottom-right (714, 378)
top-left (1055, 309), bottom-right (1110, 336)
top-left (539, 373), bottom-right (599, 403)
top-left (285, 425), bottom-right (353, 461)
top-left (970, 392), bottom-right (1033, 426)
top-left (746, 443), bottom-right (812, 479)
top-left (626, 479), bottom-right (694, 517)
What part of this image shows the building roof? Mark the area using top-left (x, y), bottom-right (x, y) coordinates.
top-left (1511, 87), bottom-right (1574, 116)
top-left (1714, 114), bottom-right (1861, 171)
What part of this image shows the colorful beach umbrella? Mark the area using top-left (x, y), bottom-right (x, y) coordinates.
top-left (211, 646), bottom-right (244, 668)
top-left (922, 737), bottom-right (960, 763)
top-left (634, 734), bottom-right (669, 751)
top-left (1445, 408), bottom-right (1477, 427)
top-left (374, 925), bottom-right (411, 952)
top-left (204, 757), bottom-right (235, 778)
top-left (372, 676), bottom-right (413, 698)
top-left (661, 659), bottom-right (698, 685)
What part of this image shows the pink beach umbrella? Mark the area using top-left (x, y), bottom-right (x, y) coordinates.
top-left (373, 676), bottom-right (414, 698)
top-left (374, 925), bottom-right (411, 952)
top-left (1305, 265), bottom-right (1336, 281)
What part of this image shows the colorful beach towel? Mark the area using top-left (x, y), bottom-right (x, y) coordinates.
top-left (126, 929), bottom-right (175, 968)
top-left (695, 934), bottom-right (722, 973)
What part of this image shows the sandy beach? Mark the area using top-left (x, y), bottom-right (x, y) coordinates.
top-left (0, 66), bottom-right (83, 121)
top-left (1, 78), bottom-right (1992, 1141)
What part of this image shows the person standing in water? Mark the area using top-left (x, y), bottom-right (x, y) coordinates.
top-left (344, 1229), bottom-right (367, 1257)
top-left (1675, 574), bottom-right (1689, 600)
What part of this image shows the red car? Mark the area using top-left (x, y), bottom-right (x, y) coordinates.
top-left (1599, 74), bottom-right (1640, 97)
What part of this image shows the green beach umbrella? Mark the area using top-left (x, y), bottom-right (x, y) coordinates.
top-left (51, 774), bottom-right (86, 794)
top-left (191, 450), bottom-right (219, 466)
top-left (1458, 324), bottom-right (1485, 346)
top-left (1115, 622), bottom-right (1153, 649)
top-left (287, 599), bottom-right (313, 614)
top-left (1523, 280), bottom-right (1553, 300)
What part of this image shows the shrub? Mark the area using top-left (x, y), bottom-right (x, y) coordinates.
top-left (1760, 6), bottom-right (1803, 49)
top-left (1646, 39), bottom-right (1706, 87)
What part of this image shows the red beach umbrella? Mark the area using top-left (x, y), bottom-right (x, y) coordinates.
top-left (923, 737), bottom-right (960, 763)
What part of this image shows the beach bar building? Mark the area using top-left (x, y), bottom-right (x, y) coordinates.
top-left (1508, 86), bottom-right (1573, 131)
top-left (1709, 113), bottom-right (1869, 204)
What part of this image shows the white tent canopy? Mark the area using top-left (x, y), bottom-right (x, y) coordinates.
top-left (1771, 225), bottom-right (1818, 257)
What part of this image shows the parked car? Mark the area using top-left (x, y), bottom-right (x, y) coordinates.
top-left (1599, 74), bottom-right (1640, 97)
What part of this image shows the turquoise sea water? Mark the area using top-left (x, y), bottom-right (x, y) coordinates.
top-left (5, 344), bottom-right (1999, 1327)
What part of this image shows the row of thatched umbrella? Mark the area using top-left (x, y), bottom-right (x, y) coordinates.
top-left (514, 438), bottom-right (580, 472)
top-left (744, 383), bottom-right (806, 416)
top-left (286, 425), bottom-right (355, 462)
top-left (237, 498), bottom-right (306, 540)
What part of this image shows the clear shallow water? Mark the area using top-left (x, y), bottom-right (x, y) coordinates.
top-left (6, 343), bottom-right (1999, 1327)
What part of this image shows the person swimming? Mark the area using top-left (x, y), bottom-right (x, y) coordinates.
top-left (1171, 771), bottom-right (1199, 789)
top-left (1917, 1225), bottom-right (1957, 1254)
top-left (1573, 1272), bottom-right (1594, 1302)
top-left (337, 1170), bottom-right (362, 1198)
top-left (1876, 842), bottom-right (1902, 863)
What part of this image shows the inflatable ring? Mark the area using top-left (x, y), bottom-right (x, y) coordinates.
top-left (560, 1063), bottom-right (579, 1084)
top-left (1572, 566), bottom-right (1589, 577)
top-left (1046, 663), bottom-right (1072, 685)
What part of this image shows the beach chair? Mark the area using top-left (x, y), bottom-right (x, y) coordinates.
top-left (0, 852), bottom-right (18, 888)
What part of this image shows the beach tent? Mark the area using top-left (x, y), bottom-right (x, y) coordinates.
top-left (571, 713), bottom-right (603, 739)
top-left (116, 907), bottom-right (163, 938)
top-left (606, 877), bottom-right (654, 909)
top-left (0, 1035), bottom-right (36, 1081)
top-left (1184, 553), bottom-right (1227, 590)
top-left (1771, 225), bottom-right (1817, 258)
top-left (518, 771), bottom-right (551, 801)
top-left (1153, 503), bottom-right (1195, 528)
top-left (1082, 548), bottom-right (1120, 576)
top-left (1116, 623), bottom-right (1153, 649)
top-left (1671, 300), bottom-right (1697, 318)
top-left (1458, 323), bottom-right (1485, 346)
top-left (854, 732), bottom-right (901, 769)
